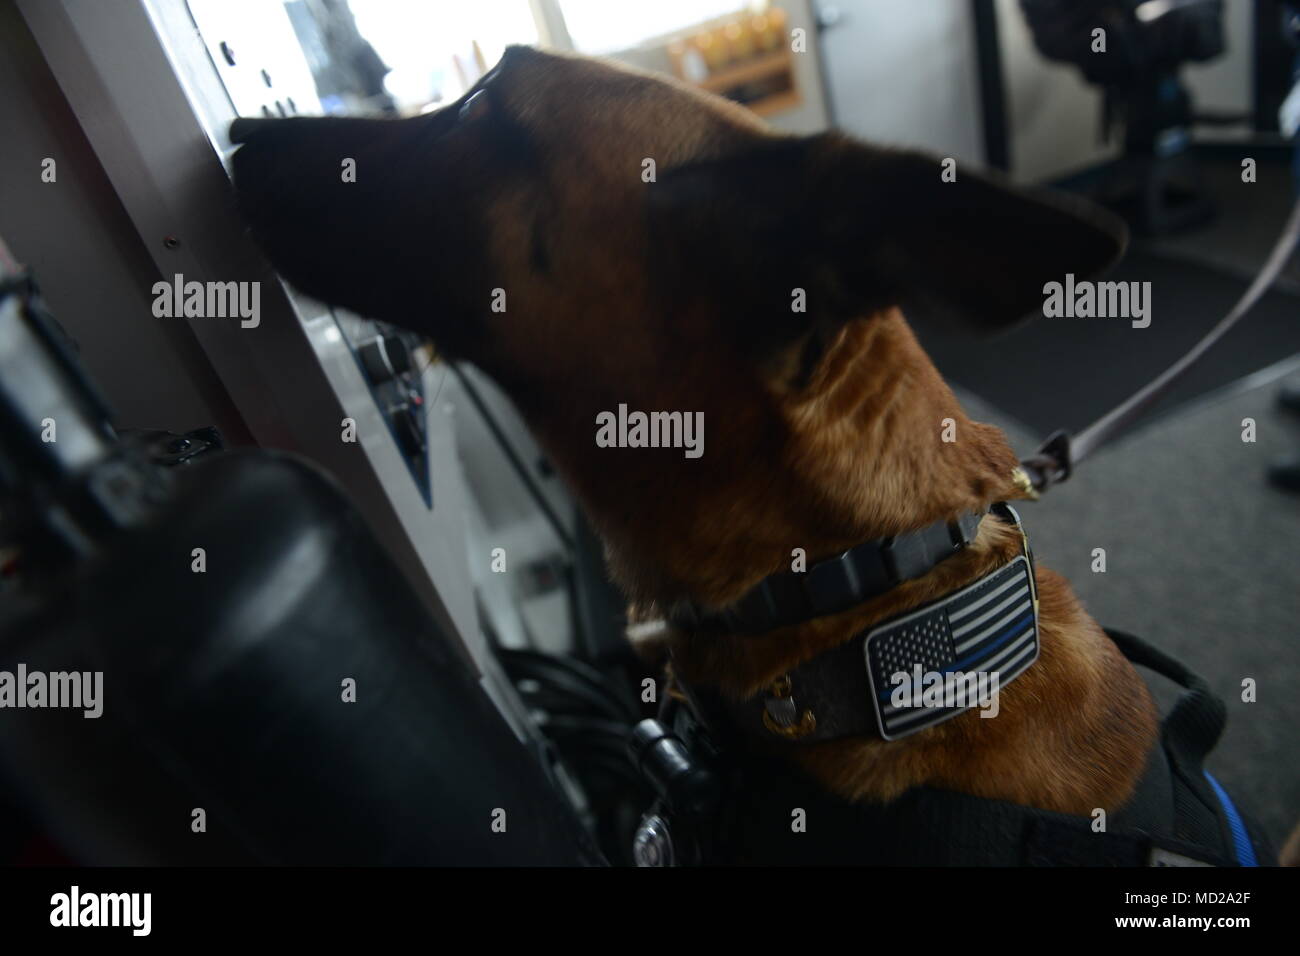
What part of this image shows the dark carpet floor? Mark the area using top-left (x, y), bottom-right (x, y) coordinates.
top-left (962, 377), bottom-right (1300, 851)
top-left (934, 151), bottom-right (1300, 849)
top-left (910, 248), bottom-right (1300, 438)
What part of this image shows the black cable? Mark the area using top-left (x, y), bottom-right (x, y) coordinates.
top-left (504, 661), bottom-right (629, 723)
top-left (540, 715), bottom-right (634, 737)
top-left (499, 648), bottom-right (639, 722)
top-left (496, 646), bottom-right (652, 864)
top-left (499, 645), bottom-right (617, 689)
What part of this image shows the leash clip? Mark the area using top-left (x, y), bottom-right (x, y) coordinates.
top-left (1019, 430), bottom-right (1073, 494)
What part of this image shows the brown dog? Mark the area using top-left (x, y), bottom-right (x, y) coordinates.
top-left (232, 46), bottom-right (1179, 850)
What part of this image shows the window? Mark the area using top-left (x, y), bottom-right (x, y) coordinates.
top-left (557, 0), bottom-right (756, 54)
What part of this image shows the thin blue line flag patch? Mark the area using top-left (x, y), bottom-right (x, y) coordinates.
top-left (864, 556), bottom-right (1039, 740)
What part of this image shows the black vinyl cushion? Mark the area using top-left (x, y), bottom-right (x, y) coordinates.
top-left (0, 451), bottom-right (603, 865)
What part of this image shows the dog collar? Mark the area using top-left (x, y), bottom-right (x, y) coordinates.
top-left (668, 510), bottom-right (987, 634)
top-left (678, 503), bottom-right (1040, 743)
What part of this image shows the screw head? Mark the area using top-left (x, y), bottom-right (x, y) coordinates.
top-left (632, 814), bottom-right (674, 867)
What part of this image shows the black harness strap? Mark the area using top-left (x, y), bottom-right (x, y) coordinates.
top-left (655, 630), bottom-right (1275, 866)
top-left (640, 495), bottom-right (1272, 866)
top-left (715, 763), bottom-right (1229, 866)
top-left (1106, 629), bottom-right (1271, 866)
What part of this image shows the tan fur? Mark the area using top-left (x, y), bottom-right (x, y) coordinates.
top-left (480, 54), bottom-right (1159, 816)
top-left (662, 310), bottom-right (1159, 814)
top-left (236, 45), bottom-right (1163, 822)
top-left (470, 50), bottom-right (1160, 816)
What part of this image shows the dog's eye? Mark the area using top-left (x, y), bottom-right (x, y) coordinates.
top-left (458, 90), bottom-right (491, 123)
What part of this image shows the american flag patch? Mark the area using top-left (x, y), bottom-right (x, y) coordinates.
top-left (863, 555), bottom-right (1038, 740)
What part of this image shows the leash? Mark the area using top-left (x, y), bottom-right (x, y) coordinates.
top-left (1020, 195), bottom-right (1300, 493)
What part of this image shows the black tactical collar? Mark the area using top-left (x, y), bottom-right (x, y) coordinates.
top-left (676, 503), bottom-right (1041, 743)
top-left (668, 509), bottom-right (987, 635)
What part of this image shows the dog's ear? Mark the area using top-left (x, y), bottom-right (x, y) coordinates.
top-left (648, 131), bottom-right (1126, 355)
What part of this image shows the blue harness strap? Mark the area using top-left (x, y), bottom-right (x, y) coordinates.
top-left (1106, 629), bottom-right (1274, 866)
top-left (1205, 771), bottom-right (1259, 867)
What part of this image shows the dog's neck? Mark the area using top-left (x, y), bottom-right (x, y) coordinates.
top-left (647, 309), bottom-right (1157, 816)
top-left (510, 306), bottom-right (1157, 815)
top-left (778, 309), bottom-right (1021, 541)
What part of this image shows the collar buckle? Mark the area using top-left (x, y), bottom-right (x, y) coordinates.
top-left (761, 675), bottom-right (818, 739)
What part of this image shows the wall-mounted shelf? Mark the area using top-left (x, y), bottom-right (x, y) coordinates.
top-left (697, 49), bottom-right (790, 94)
top-left (666, 8), bottom-right (801, 118)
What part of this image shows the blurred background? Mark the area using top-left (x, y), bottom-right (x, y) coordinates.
top-left (0, 0), bottom-right (1296, 865)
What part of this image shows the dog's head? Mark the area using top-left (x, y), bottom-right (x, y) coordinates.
top-left (231, 46), bottom-right (1124, 601)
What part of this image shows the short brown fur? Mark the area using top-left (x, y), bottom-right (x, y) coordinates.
top-left (233, 47), bottom-right (1161, 825)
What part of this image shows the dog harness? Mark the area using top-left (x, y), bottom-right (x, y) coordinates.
top-left (634, 505), bottom-right (1275, 866)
